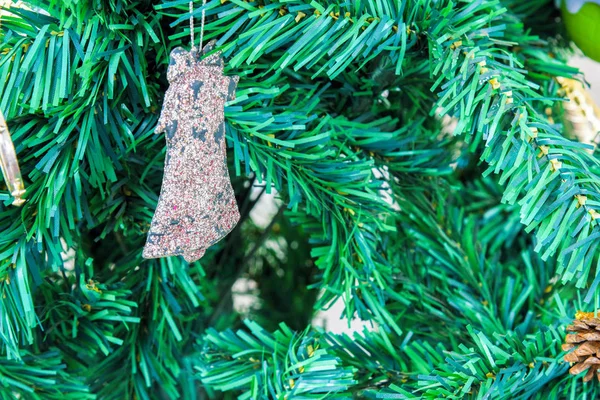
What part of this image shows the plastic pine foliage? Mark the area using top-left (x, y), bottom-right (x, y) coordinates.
top-left (1, 0), bottom-right (600, 398)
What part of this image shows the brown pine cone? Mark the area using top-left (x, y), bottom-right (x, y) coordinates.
top-left (563, 312), bottom-right (600, 382)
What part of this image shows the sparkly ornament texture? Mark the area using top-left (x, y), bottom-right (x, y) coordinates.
top-left (143, 41), bottom-right (240, 262)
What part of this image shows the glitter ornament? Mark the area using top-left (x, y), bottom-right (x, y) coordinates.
top-left (143, 41), bottom-right (240, 263)
top-left (562, 0), bottom-right (600, 62)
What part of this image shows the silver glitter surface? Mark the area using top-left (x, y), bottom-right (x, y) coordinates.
top-left (143, 41), bottom-right (240, 263)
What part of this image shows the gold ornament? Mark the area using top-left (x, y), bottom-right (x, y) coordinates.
top-left (556, 77), bottom-right (600, 152)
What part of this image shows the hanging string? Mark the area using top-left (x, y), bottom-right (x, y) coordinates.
top-left (189, 1), bottom-right (194, 50)
top-left (189, 0), bottom-right (207, 51)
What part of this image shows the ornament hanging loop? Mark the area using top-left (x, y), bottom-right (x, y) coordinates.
top-left (189, 0), bottom-right (206, 52)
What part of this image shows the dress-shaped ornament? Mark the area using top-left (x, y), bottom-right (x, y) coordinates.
top-left (143, 41), bottom-right (240, 263)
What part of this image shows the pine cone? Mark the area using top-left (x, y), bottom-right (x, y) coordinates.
top-left (563, 312), bottom-right (600, 382)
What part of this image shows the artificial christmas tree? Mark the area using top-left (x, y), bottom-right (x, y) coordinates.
top-left (1, 0), bottom-right (600, 399)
